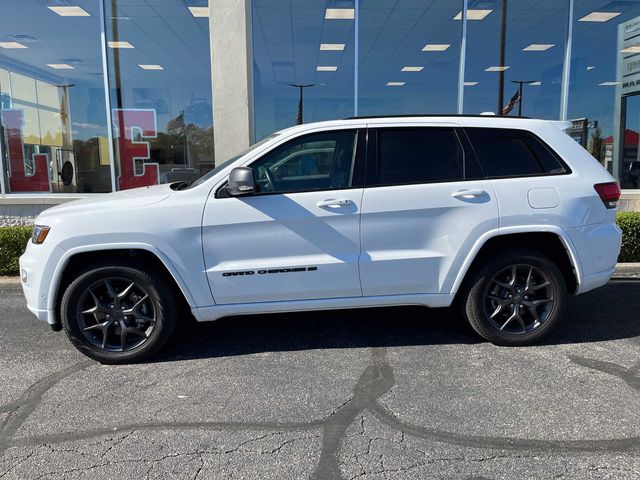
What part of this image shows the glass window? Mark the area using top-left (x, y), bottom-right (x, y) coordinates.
top-left (0, 1), bottom-right (112, 193)
top-left (250, 130), bottom-right (357, 193)
top-left (251, 1), bottom-right (355, 141)
top-left (465, 127), bottom-right (565, 177)
top-left (568, 2), bottom-right (640, 188)
top-left (463, 1), bottom-right (568, 119)
top-left (358, 0), bottom-right (462, 116)
top-left (105, 1), bottom-right (213, 190)
top-left (374, 128), bottom-right (463, 186)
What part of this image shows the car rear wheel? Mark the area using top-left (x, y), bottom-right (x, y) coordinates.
top-left (461, 249), bottom-right (566, 345)
top-left (61, 262), bottom-right (178, 363)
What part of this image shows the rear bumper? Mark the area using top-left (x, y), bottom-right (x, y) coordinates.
top-left (576, 267), bottom-right (615, 294)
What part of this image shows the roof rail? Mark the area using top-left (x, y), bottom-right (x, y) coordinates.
top-left (344, 114), bottom-right (531, 120)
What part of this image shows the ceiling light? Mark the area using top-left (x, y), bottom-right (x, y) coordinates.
top-left (579, 12), bottom-right (620, 22)
top-left (188, 6), bottom-right (209, 17)
top-left (485, 66), bottom-right (510, 72)
top-left (325, 8), bottom-right (354, 19)
top-left (598, 81), bottom-right (620, 86)
top-left (587, 66), bottom-right (595, 70)
top-left (386, 82), bottom-right (405, 86)
top-left (464, 81), bottom-right (478, 86)
top-left (621, 46), bottom-right (640, 53)
top-left (531, 81), bottom-right (541, 86)
top-left (47, 6), bottom-right (90, 16)
top-left (47, 63), bottom-right (75, 70)
top-left (454, 9), bottom-right (492, 20)
top-left (320, 43), bottom-right (345, 51)
top-left (422, 44), bottom-right (450, 51)
top-left (139, 64), bottom-right (163, 70)
top-left (108, 41), bottom-right (134, 49)
top-left (0, 42), bottom-right (27, 49)
top-left (401, 66), bottom-right (423, 72)
top-left (523, 44), bottom-right (554, 51)
top-left (317, 66), bottom-right (337, 71)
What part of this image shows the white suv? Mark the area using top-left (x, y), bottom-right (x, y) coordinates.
top-left (19, 116), bottom-right (622, 363)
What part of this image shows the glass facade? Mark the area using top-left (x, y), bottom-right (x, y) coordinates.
top-left (252, 0), bottom-right (640, 193)
top-left (2, 1), bottom-right (640, 196)
top-left (0, 0), bottom-right (212, 195)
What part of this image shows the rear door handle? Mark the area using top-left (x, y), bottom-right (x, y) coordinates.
top-left (451, 189), bottom-right (487, 199)
top-left (316, 199), bottom-right (352, 208)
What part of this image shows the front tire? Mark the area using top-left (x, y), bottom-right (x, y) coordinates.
top-left (461, 249), bottom-right (566, 346)
top-left (61, 262), bottom-right (178, 363)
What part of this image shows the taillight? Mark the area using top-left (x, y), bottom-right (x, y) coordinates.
top-left (593, 182), bottom-right (621, 209)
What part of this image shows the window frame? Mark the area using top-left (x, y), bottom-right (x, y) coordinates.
top-left (460, 127), bottom-right (572, 181)
top-left (364, 126), bottom-right (468, 188)
top-left (216, 128), bottom-right (366, 198)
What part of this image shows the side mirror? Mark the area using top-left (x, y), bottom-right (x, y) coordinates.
top-left (226, 167), bottom-right (256, 196)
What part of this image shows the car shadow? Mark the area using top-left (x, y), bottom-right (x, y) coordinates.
top-left (151, 280), bottom-right (640, 363)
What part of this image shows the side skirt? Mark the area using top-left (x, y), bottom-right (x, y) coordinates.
top-left (190, 293), bottom-right (454, 322)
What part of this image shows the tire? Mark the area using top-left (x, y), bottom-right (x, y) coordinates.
top-left (461, 248), bottom-right (566, 346)
top-left (61, 261), bottom-right (178, 364)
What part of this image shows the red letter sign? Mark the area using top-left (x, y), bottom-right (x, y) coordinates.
top-left (113, 109), bottom-right (159, 190)
top-left (1, 110), bottom-right (50, 192)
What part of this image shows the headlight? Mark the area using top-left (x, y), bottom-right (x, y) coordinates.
top-left (32, 225), bottom-right (51, 244)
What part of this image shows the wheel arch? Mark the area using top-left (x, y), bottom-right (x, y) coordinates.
top-left (451, 228), bottom-right (581, 298)
top-left (49, 244), bottom-right (195, 328)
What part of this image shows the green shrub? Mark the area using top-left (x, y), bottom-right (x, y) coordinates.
top-left (617, 212), bottom-right (640, 263)
top-left (0, 226), bottom-right (32, 276)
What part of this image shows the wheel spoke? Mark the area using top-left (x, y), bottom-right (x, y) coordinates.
top-left (128, 327), bottom-right (148, 339)
top-left (104, 280), bottom-right (118, 300)
top-left (120, 327), bottom-right (128, 350)
top-left (531, 298), bottom-right (553, 307)
top-left (509, 265), bottom-right (518, 287)
top-left (529, 281), bottom-right (550, 292)
top-left (118, 282), bottom-right (135, 299)
top-left (83, 321), bottom-right (106, 332)
top-left (486, 294), bottom-right (509, 305)
top-left (493, 280), bottom-right (511, 290)
top-left (525, 266), bottom-right (533, 291)
top-left (490, 304), bottom-right (504, 319)
top-left (500, 312), bottom-right (517, 331)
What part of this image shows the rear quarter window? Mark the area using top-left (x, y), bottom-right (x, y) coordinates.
top-left (465, 127), bottom-right (567, 178)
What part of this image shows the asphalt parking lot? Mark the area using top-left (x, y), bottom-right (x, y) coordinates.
top-left (1, 279), bottom-right (639, 479)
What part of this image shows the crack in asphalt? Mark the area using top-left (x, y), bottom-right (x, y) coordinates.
top-left (1, 346), bottom-right (640, 479)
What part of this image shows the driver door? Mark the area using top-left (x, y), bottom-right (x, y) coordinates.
top-left (202, 128), bottom-right (366, 305)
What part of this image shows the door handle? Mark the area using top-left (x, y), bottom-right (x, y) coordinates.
top-left (451, 189), bottom-right (487, 199)
top-left (316, 199), bottom-right (352, 208)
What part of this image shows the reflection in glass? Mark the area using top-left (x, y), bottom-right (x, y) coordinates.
top-left (105, 0), bottom-right (214, 190)
top-left (0, 1), bottom-right (112, 193)
top-left (252, 0), bottom-right (355, 141)
top-left (463, 0), bottom-right (567, 119)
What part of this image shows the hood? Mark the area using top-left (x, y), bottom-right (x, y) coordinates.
top-left (38, 183), bottom-right (174, 220)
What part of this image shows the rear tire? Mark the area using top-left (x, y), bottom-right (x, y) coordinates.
top-left (461, 249), bottom-right (566, 346)
top-left (61, 261), bottom-right (178, 364)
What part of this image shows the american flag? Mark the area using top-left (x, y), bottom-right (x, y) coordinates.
top-left (501, 89), bottom-right (521, 115)
top-left (167, 112), bottom-right (185, 131)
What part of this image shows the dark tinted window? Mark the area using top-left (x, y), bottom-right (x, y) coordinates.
top-left (375, 128), bottom-right (463, 185)
top-left (465, 128), bottom-right (566, 178)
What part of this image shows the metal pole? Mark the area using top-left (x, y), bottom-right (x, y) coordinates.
top-left (497, 0), bottom-right (507, 114)
top-left (354, 0), bottom-right (359, 117)
top-left (560, 0), bottom-right (574, 121)
top-left (518, 82), bottom-right (523, 117)
top-left (457, 0), bottom-right (468, 114)
top-left (0, 77), bottom-right (5, 197)
top-left (98, 0), bottom-right (118, 193)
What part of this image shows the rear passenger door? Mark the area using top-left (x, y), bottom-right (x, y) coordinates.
top-left (359, 124), bottom-right (499, 296)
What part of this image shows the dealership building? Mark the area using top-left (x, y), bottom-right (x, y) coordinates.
top-left (1, 0), bottom-right (640, 225)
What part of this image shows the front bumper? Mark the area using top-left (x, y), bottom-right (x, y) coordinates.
top-left (19, 241), bottom-right (65, 325)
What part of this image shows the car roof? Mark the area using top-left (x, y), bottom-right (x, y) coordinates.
top-left (273, 115), bottom-right (563, 137)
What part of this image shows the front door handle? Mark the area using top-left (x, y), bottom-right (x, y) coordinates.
top-left (451, 189), bottom-right (487, 199)
top-left (316, 199), bottom-right (352, 208)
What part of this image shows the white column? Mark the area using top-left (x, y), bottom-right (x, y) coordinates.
top-left (210, 0), bottom-right (254, 165)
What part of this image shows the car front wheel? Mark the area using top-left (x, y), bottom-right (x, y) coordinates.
top-left (61, 262), bottom-right (178, 363)
top-left (462, 249), bottom-right (566, 346)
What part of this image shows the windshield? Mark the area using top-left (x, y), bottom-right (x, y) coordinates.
top-left (186, 133), bottom-right (280, 189)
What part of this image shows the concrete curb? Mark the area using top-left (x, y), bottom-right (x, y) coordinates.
top-left (1, 264), bottom-right (639, 287)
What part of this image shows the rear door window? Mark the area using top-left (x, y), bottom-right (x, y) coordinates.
top-left (370, 127), bottom-right (463, 186)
